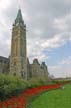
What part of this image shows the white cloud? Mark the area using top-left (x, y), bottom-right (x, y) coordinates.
top-left (53, 18), bottom-right (67, 31)
top-left (40, 33), bottom-right (68, 49)
top-left (33, 29), bottom-right (43, 35)
top-left (59, 56), bottom-right (71, 65)
top-left (53, 13), bottom-right (71, 31)
top-left (0, 0), bottom-right (11, 10)
top-left (65, 0), bottom-right (71, 4)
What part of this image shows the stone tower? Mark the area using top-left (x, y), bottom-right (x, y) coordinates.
top-left (10, 9), bottom-right (27, 79)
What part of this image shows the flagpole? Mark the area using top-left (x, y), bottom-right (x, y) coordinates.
top-left (18, 0), bottom-right (21, 9)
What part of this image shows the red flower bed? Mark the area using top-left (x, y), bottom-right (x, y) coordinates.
top-left (0, 84), bottom-right (62, 108)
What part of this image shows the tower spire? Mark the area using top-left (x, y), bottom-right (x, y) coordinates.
top-left (15, 9), bottom-right (24, 24)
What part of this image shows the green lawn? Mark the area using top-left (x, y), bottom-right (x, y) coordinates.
top-left (31, 84), bottom-right (71, 108)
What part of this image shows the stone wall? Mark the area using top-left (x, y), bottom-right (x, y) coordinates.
top-left (0, 56), bottom-right (9, 73)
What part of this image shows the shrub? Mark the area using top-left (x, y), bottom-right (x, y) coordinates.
top-left (0, 74), bottom-right (27, 101)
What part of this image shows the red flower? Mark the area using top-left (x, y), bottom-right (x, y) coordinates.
top-left (0, 102), bottom-right (3, 108)
top-left (3, 101), bottom-right (9, 107)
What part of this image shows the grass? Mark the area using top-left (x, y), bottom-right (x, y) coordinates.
top-left (31, 84), bottom-right (71, 108)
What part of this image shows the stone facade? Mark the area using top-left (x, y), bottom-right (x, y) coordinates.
top-left (0, 9), bottom-right (49, 80)
top-left (0, 56), bottom-right (9, 73)
top-left (29, 59), bottom-right (48, 79)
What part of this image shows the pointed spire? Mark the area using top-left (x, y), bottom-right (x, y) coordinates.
top-left (15, 9), bottom-right (24, 25)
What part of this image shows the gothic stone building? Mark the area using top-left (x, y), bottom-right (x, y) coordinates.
top-left (0, 9), bottom-right (49, 80)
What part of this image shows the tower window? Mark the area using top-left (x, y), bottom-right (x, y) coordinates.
top-left (14, 61), bottom-right (16, 66)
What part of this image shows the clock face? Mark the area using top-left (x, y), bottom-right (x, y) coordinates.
top-left (16, 22), bottom-right (23, 26)
top-left (16, 23), bottom-right (19, 26)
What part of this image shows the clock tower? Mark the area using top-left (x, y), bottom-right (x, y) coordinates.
top-left (10, 9), bottom-right (27, 79)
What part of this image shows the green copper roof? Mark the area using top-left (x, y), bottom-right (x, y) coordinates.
top-left (15, 9), bottom-right (24, 24)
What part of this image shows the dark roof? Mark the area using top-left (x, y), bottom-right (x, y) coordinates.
top-left (0, 56), bottom-right (9, 63)
top-left (0, 56), bottom-right (8, 59)
top-left (33, 59), bottom-right (40, 65)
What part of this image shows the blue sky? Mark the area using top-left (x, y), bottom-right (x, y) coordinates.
top-left (47, 42), bottom-right (71, 65)
top-left (0, 0), bottom-right (71, 78)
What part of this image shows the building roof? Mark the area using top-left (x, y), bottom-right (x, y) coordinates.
top-left (0, 56), bottom-right (9, 63)
top-left (0, 56), bottom-right (8, 60)
top-left (33, 59), bottom-right (40, 65)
